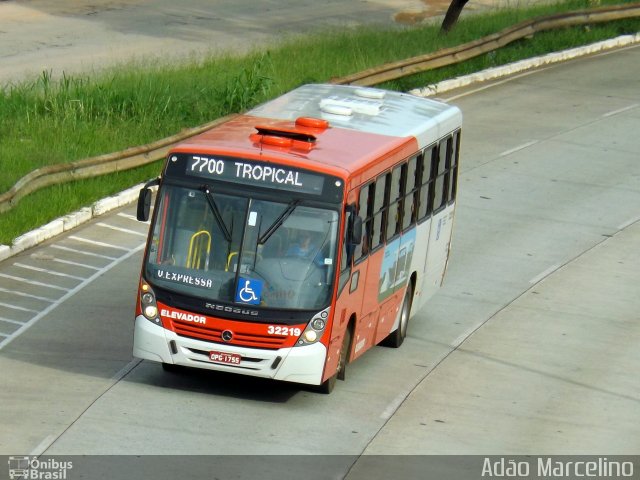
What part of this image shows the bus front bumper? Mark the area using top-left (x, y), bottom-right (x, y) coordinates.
top-left (133, 315), bottom-right (326, 385)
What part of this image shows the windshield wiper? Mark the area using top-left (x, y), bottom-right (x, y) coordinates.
top-left (200, 186), bottom-right (232, 243)
top-left (258, 199), bottom-right (300, 245)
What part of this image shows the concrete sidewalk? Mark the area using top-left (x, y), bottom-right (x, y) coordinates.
top-left (360, 219), bottom-right (640, 455)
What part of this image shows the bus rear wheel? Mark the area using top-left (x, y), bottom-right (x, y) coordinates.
top-left (317, 327), bottom-right (351, 394)
top-left (383, 286), bottom-right (412, 348)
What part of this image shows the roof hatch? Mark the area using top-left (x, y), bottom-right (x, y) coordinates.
top-left (254, 126), bottom-right (317, 143)
top-left (251, 118), bottom-right (329, 152)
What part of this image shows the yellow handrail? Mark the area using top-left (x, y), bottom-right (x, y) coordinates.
top-left (226, 251), bottom-right (259, 272)
top-left (187, 230), bottom-right (211, 269)
top-left (226, 252), bottom-right (238, 272)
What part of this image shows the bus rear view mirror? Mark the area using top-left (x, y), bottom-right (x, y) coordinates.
top-left (137, 177), bottom-right (160, 222)
top-left (137, 188), bottom-right (152, 221)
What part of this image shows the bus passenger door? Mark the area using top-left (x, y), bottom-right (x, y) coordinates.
top-left (343, 259), bottom-right (375, 362)
top-left (325, 280), bottom-right (366, 385)
top-left (331, 202), bottom-right (375, 367)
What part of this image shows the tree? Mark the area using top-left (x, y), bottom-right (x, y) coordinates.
top-left (440, 0), bottom-right (470, 33)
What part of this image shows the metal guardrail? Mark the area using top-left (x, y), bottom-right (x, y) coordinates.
top-left (332, 3), bottom-right (640, 86)
top-left (0, 114), bottom-right (237, 214)
top-left (1, 2), bottom-right (639, 214)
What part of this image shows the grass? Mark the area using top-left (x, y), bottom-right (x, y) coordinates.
top-left (0, 0), bottom-right (639, 244)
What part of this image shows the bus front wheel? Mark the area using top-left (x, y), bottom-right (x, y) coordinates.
top-left (317, 327), bottom-right (351, 394)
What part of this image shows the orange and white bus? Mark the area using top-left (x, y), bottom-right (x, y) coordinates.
top-left (133, 84), bottom-right (462, 393)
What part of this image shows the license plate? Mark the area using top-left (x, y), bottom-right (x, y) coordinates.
top-left (209, 350), bottom-right (241, 365)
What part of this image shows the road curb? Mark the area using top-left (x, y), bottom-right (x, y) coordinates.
top-left (1, 33), bottom-right (639, 262)
top-left (0, 183), bottom-right (144, 262)
top-left (409, 33), bottom-right (640, 97)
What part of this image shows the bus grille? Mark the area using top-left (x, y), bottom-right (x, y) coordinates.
top-left (171, 320), bottom-right (288, 350)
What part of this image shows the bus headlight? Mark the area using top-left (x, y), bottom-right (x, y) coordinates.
top-left (142, 293), bottom-right (154, 304)
top-left (144, 305), bottom-right (158, 319)
top-left (140, 281), bottom-right (160, 324)
top-left (303, 330), bottom-right (317, 343)
top-left (296, 307), bottom-right (330, 346)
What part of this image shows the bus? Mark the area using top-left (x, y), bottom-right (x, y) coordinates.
top-left (133, 84), bottom-right (462, 393)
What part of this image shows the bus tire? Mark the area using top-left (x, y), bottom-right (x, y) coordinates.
top-left (317, 327), bottom-right (351, 394)
top-left (383, 286), bottom-right (412, 348)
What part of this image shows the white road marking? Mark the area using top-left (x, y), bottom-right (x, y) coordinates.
top-left (68, 235), bottom-right (130, 251)
top-left (0, 317), bottom-right (26, 326)
top-left (0, 243), bottom-right (145, 351)
top-left (0, 273), bottom-right (70, 292)
top-left (0, 301), bottom-right (38, 313)
top-left (602, 103), bottom-right (638, 118)
top-left (380, 390), bottom-right (413, 421)
top-left (118, 212), bottom-right (148, 222)
top-left (0, 286), bottom-right (55, 303)
top-left (30, 434), bottom-right (59, 456)
top-left (451, 323), bottom-right (484, 349)
top-left (14, 263), bottom-right (87, 281)
top-left (51, 244), bottom-right (117, 261)
top-left (97, 222), bottom-right (148, 237)
top-left (499, 140), bottom-right (539, 157)
top-left (52, 258), bottom-right (102, 271)
top-left (529, 264), bottom-right (561, 285)
top-left (617, 215), bottom-right (640, 230)
top-left (111, 358), bottom-right (143, 382)
top-left (443, 68), bottom-right (552, 101)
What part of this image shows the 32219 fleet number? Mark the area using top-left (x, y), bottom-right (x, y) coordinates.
top-left (267, 326), bottom-right (302, 337)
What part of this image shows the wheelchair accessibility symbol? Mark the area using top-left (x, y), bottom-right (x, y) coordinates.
top-left (235, 277), bottom-right (263, 305)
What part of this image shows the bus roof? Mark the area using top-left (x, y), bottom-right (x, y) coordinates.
top-left (249, 84), bottom-right (462, 148)
top-left (171, 84), bottom-right (462, 182)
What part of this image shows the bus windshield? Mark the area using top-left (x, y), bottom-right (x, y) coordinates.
top-left (145, 184), bottom-right (339, 310)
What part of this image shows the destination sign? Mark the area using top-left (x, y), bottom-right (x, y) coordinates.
top-left (184, 155), bottom-right (326, 195)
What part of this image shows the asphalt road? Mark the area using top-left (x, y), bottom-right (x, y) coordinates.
top-left (0, 0), bottom-right (431, 85)
top-left (0, 0), bottom-right (541, 85)
top-left (0, 41), bottom-right (639, 480)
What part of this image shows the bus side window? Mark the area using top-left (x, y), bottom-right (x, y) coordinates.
top-left (449, 131), bottom-right (461, 204)
top-left (433, 139), bottom-right (449, 213)
top-left (418, 146), bottom-right (435, 220)
top-left (386, 164), bottom-right (403, 241)
top-left (403, 155), bottom-right (418, 230)
top-left (354, 183), bottom-right (372, 262)
top-left (371, 175), bottom-right (387, 251)
top-left (411, 153), bottom-right (423, 225)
